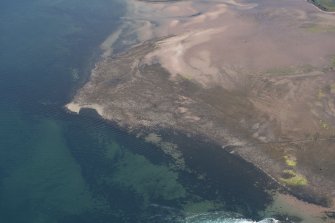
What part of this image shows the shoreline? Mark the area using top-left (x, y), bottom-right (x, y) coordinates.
top-left (65, 102), bottom-right (335, 222)
top-left (66, 0), bottom-right (335, 221)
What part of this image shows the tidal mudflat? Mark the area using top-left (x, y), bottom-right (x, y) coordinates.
top-left (68, 0), bottom-right (335, 222)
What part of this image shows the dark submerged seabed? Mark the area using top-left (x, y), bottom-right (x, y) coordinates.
top-left (0, 0), bottom-right (277, 222)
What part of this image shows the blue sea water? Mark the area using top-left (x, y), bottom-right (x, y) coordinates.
top-left (0, 0), bottom-right (278, 222)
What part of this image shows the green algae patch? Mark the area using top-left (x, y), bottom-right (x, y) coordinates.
top-left (280, 170), bottom-right (308, 186)
top-left (113, 152), bottom-right (186, 202)
top-left (283, 155), bottom-right (297, 167)
top-left (105, 141), bottom-right (121, 160)
top-left (145, 133), bottom-right (185, 169)
top-left (183, 200), bottom-right (223, 214)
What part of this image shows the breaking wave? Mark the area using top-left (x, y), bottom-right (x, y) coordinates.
top-left (147, 204), bottom-right (279, 223)
top-left (184, 213), bottom-right (278, 223)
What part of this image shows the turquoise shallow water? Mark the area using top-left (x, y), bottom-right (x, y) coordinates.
top-left (0, 0), bottom-right (278, 222)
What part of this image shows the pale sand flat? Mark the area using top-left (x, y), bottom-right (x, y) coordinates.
top-left (65, 102), bottom-right (104, 116)
top-left (65, 102), bottom-right (81, 114)
top-left (264, 192), bottom-right (335, 223)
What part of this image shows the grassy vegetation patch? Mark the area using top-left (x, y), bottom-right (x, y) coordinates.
top-left (265, 65), bottom-right (316, 77)
top-left (283, 155), bottom-right (297, 167)
top-left (331, 83), bottom-right (335, 94)
top-left (331, 56), bottom-right (335, 69)
top-left (280, 170), bottom-right (308, 186)
top-left (318, 89), bottom-right (326, 99)
top-left (319, 119), bottom-right (330, 130)
top-left (300, 64), bottom-right (315, 73)
top-left (265, 67), bottom-right (295, 76)
top-left (304, 24), bottom-right (335, 33)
